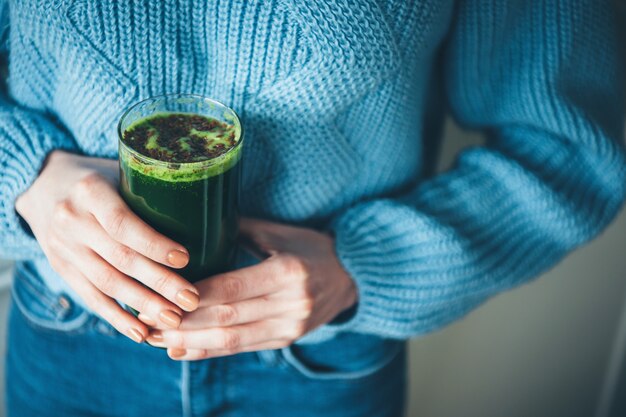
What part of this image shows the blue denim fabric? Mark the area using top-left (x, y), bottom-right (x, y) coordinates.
top-left (5, 261), bottom-right (407, 417)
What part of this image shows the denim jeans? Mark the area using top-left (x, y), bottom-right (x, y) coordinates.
top-left (5, 261), bottom-right (407, 417)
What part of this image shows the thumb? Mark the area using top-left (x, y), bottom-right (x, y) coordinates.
top-left (238, 217), bottom-right (281, 260)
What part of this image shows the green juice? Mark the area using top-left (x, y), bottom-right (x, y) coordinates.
top-left (119, 110), bottom-right (243, 283)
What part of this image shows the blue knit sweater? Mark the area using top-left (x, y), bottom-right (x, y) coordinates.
top-left (0, 0), bottom-right (624, 344)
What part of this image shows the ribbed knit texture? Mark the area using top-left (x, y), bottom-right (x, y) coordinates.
top-left (0, 0), bottom-right (624, 343)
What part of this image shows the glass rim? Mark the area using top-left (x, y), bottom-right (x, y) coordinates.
top-left (117, 93), bottom-right (244, 169)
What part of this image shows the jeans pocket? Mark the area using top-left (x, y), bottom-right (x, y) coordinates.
top-left (278, 332), bottom-right (404, 381)
top-left (11, 261), bottom-right (90, 334)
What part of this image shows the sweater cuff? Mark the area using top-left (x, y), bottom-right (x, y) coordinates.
top-left (0, 107), bottom-right (77, 259)
top-left (325, 201), bottom-right (405, 337)
top-left (298, 200), bottom-right (436, 344)
top-left (323, 199), bottom-right (474, 340)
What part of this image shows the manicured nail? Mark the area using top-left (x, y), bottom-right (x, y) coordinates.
top-left (159, 310), bottom-right (182, 328)
top-left (167, 250), bottom-right (189, 268)
top-left (169, 348), bottom-right (187, 359)
top-left (176, 289), bottom-right (200, 311)
top-left (146, 331), bottom-right (165, 347)
top-left (138, 313), bottom-right (156, 326)
top-left (148, 330), bottom-right (163, 341)
top-left (128, 328), bottom-right (144, 343)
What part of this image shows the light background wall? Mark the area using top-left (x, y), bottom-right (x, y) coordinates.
top-left (0, 262), bottom-right (12, 416)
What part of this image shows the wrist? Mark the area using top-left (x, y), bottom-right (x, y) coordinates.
top-left (15, 149), bottom-right (63, 221)
top-left (328, 277), bottom-right (358, 326)
top-left (15, 183), bottom-right (34, 222)
top-left (328, 231), bottom-right (359, 313)
top-left (342, 275), bottom-right (358, 312)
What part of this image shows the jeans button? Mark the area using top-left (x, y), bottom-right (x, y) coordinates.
top-left (58, 295), bottom-right (71, 310)
top-left (56, 294), bottom-right (73, 320)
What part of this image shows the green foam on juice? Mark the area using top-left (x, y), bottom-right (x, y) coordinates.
top-left (120, 112), bottom-right (242, 182)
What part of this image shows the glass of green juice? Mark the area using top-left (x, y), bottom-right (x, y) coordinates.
top-left (117, 94), bottom-right (243, 289)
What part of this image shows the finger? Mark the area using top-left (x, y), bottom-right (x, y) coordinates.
top-left (68, 244), bottom-right (185, 329)
top-left (195, 254), bottom-right (305, 306)
top-left (238, 217), bottom-right (311, 252)
top-left (167, 340), bottom-right (290, 361)
top-left (136, 312), bottom-right (185, 331)
top-left (77, 215), bottom-right (200, 312)
top-left (238, 217), bottom-right (280, 258)
top-left (54, 260), bottom-right (149, 343)
top-left (239, 217), bottom-right (280, 238)
top-left (178, 297), bottom-right (310, 330)
top-left (71, 174), bottom-right (190, 268)
top-left (150, 319), bottom-right (306, 350)
top-left (239, 218), bottom-right (325, 261)
top-left (138, 313), bottom-right (157, 327)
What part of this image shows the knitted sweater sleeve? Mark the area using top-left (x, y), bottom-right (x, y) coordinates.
top-left (321, 0), bottom-right (626, 340)
top-left (0, 4), bottom-right (78, 260)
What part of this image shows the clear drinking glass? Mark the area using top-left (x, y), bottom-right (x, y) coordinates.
top-left (118, 94), bottom-right (243, 284)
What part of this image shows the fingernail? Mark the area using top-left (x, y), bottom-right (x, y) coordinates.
top-left (146, 331), bottom-right (165, 347)
top-left (138, 313), bottom-right (156, 326)
top-left (128, 328), bottom-right (144, 343)
top-left (169, 348), bottom-right (187, 359)
top-left (149, 330), bottom-right (163, 340)
top-left (167, 250), bottom-right (189, 268)
top-left (159, 310), bottom-right (182, 328)
top-left (176, 289), bottom-right (200, 311)
top-left (147, 339), bottom-right (166, 348)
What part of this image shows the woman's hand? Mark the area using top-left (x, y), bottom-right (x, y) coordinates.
top-left (146, 218), bottom-right (358, 360)
top-left (15, 150), bottom-right (200, 343)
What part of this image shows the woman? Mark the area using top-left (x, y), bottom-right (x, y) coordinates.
top-left (1, 0), bottom-right (624, 416)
